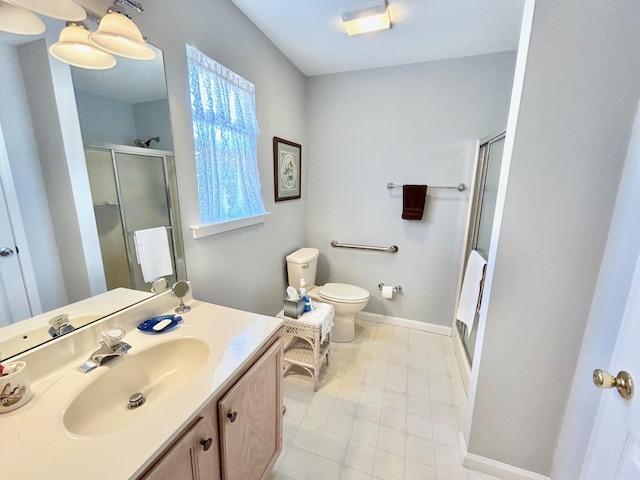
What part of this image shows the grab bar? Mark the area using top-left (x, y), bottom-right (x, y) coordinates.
top-left (386, 182), bottom-right (466, 192)
top-left (330, 240), bottom-right (398, 253)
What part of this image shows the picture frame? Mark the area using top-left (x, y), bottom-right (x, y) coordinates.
top-left (273, 137), bottom-right (302, 202)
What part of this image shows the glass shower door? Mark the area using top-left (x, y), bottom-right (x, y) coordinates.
top-left (86, 148), bottom-right (131, 290)
top-left (85, 146), bottom-right (181, 292)
top-left (458, 133), bottom-right (505, 364)
top-left (114, 151), bottom-right (178, 290)
top-left (474, 137), bottom-right (504, 257)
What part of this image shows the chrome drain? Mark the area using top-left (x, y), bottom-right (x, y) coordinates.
top-left (128, 392), bottom-right (145, 409)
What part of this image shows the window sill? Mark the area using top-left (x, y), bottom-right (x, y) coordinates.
top-left (190, 212), bottom-right (270, 239)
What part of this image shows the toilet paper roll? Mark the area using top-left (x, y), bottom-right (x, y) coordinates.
top-left (381, 285), bottom-right (394, 299)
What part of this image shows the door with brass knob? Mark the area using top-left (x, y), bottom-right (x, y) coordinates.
top-left (581, 249), bottom-right (640, 479)
top-left (0, 176), bottom-right (33, 324)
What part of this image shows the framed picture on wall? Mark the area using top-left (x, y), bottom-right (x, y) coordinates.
top-left (273, 137), bottom-right (302, 202)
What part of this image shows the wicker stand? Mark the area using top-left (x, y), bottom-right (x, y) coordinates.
top-left (279, 310), bottom-right (333, 392)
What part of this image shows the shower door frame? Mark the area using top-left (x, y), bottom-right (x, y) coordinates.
top-left (84, 143), bottom-right (186, 291)
top-left (452, 131), bottom-right (505, 392)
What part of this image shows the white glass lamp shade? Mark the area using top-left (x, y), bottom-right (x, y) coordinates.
top-left (89, 11), bottom-right (155, 60)
top-left (8, 0), bottom-right (86, 21)
top-left (0, 3), bottom-right (45, 35)
top-left (49, 23), bottom-right (117, 70)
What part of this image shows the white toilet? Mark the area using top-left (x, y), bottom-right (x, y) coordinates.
top-left (286, 248), bottom-right (370, 342)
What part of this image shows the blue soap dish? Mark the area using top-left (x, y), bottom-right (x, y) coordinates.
top-left (137, 314), bottom-right (182, 333)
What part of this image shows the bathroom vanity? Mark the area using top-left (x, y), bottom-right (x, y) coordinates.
top-left (140, 330), bottom-right (283, 479)
top-left (0, 289), bottom-right (284, 480)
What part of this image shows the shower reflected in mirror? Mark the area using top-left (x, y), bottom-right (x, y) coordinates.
top-left (0, 29), bottom-right (185, 360)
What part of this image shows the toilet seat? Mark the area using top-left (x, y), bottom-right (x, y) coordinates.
top-left (318, 283), bottom-right (370, 304)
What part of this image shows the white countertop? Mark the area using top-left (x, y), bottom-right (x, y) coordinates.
top-left (0, 295), bottom-right (282, 479)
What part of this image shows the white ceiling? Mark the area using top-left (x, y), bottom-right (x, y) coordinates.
top-left (230, 0), bottom-right (526, 76)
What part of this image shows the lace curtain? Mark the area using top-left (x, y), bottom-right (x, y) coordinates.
top-left (187, 45), bottom-right (266, 224)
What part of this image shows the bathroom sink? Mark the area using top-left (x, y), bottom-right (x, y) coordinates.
top-left (63, 338), bottom-right (209, 436)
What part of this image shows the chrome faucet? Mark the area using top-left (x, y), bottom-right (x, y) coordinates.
top-left (78, 328), bottom-right (131, 373)
top-left (48, 314), bottom-right (75, 338)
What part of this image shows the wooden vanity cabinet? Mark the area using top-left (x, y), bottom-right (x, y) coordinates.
top-left (140, 334), bottom-right (283, 480)
top-left (218, 339), bottom-right (283, 480)
top-left (140, 412), bottom-right (220, 480)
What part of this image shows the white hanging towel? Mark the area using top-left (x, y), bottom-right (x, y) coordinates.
top-left (133, 227), bottom-right (173, 283)
top-left (456, 250), bottom-right (488, 338)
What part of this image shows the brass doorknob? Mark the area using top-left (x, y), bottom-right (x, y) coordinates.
top-left (593, 369), bottom-right (634, 399)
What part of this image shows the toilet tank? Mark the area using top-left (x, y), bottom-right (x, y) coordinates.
top-left (286, 248), bottom-right (319, 289)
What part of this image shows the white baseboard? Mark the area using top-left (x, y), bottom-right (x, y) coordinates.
top-left (458, 433), bottom-right (551, 480)
top-left (356, 311), bottom-right (452, 336)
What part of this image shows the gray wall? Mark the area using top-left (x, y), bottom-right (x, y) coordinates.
top-left (133, 100), bottom-right (173, 151)
top-left (19, 40), bottom-right (107, 303)
top-left (75, 89), bottom-right (173, 151)
top-left (0, 41), bottom-right (67, 312)
top-left (465, 0), bottom-right (640, 475)
top-left (75, 88), bottom-right (137, 146)
top-left (305, 53), bottom-right (515, 327)
top-left (134, 0), bottom-right (307, 315)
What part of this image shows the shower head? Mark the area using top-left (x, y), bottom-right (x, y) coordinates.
top-left (135, 136), bottom-right (160, 148)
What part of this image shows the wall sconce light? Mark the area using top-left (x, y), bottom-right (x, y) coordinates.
top-left (49, 22), bottom-right (117, 70)
top-left (340, 0), bottom-right (391, 36)
top-left (7, 0), bottom-right (86, 21)
top-left (0, 0), bottom-right (152, 69)
top-left (0, 2), bottom-right (45, 35)
top-left (88, 2), bottom-right (155, 61)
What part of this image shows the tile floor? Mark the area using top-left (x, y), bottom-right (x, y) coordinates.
top-left (270, 319), bottom-right (501, 480)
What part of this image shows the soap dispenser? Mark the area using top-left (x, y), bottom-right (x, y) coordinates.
top-left (299, 279), bottom-right (312, 312)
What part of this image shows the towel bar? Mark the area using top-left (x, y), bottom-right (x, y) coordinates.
top-left (387, 182), bottom-right (466, 192)
top-left (330, 240), bottom-right (398, 253)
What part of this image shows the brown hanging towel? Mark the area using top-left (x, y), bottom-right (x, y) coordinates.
top-left (402, 184), bottom-right (428, 220)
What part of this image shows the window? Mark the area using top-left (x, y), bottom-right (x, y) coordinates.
top-left (187, 45), bottom-right (266, 234)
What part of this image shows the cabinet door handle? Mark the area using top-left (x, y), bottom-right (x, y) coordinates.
top-left (227, 411), bottom-right (238, 423)
top-left (200, 437), bottom-right (213, 451)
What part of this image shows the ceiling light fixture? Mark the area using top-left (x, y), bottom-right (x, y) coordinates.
top-left (88, 1), bottom-right (155, 61)
top-left (7, 0), bottom-right (86, 21)
top-left (340, 0), bottom-right (391, 36)
top-left (49, 22), bottom-right (117, 70)
top-left (0, 2), bottom-right (45, 35)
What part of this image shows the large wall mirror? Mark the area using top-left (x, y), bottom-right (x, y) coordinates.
top-left (0, 19), bottom-right (184, 360)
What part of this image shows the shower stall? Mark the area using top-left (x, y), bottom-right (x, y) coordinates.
top-left (454, 132), bottom-right (505, 376)
top-left (84, 143), bottom-right (186, 292)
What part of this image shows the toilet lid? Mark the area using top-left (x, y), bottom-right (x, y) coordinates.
top-left (319, 283), bottom-right (370, 303)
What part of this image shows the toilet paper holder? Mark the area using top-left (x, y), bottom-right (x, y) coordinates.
top-left (378, 283), bottom-right (402, 294)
